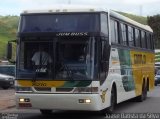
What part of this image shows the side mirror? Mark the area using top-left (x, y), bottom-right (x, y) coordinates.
top-left (6, 40), bottom-right (17, 64)
top-left (7, 42), bottom-right (12, 60)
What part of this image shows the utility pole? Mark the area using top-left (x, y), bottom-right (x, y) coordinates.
top-left (140, 5), bottom-right (143, 16)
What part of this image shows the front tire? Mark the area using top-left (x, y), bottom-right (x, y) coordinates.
top-left (107, 87), bottom-right (116, 113)
top-left (101, 87), bottom-right (116, 115)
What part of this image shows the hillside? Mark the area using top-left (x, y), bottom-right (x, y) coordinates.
top-left (0, 13), bottom-right (147, 60)
top-left (117, 11), bottom-right (147, 25)
top-left (0, 15), bottom-right (19, 59)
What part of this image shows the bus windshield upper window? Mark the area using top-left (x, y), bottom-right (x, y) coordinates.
top-left (20, 14), bottom-right (99, 33)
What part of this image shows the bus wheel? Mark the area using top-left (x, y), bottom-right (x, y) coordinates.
top-left (100, 86), bottom-right (116, 116)
top-left (143, 81), bottom-right (148, 100)
top-left (106, 87), bottom-right (116, 114)
top-left (40, 109), bottom-right (52, 115)
top-left (136, 81), bottom-right (147, 102)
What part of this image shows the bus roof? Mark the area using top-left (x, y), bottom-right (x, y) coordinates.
top-left (21, 6), bottom-right (152, 33)
top-left (22, 5), bottom-right (107, 14)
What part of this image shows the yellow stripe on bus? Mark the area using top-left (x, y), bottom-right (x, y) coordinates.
top-left (17, 80), bottom-right (65, 87)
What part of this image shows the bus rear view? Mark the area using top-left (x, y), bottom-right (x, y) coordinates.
top-left (15, 9), bottom-right (111, 114)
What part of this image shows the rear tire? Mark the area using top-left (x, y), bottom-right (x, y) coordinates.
top-left (136, 81), bottom-right (147, 102)
top-left (40, 109), bottom-right (52, 115)
top-left (143, 81), bottom-right (148, 100)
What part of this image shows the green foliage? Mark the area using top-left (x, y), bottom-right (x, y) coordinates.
top-left (0, 15), bottom-right (19, 60)
top-left (155, 58), bottom-right (160, 62)
top-left (148, 15), bottom-right (160, 49)
top-left (0, 15), bottom-right (19, 37)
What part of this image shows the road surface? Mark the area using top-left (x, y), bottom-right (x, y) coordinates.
top-left (0, 85), bottom-right (160, 119)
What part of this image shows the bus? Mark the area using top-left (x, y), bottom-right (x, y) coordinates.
top-left (7, 8), bottom-right (155, 115)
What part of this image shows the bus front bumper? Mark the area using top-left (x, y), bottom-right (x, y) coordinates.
top-left (16, 93), bottom-right (103, 111)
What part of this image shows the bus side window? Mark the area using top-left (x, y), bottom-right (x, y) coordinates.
top-left (101, 13), bottom-right (108, 36)
top-left (120, 23), bottom-right (128, 46)
top-left (110, 19), bottom-right (119, 44)
top-left (135, 29), bottom-right (141, 47)
top-left (146, 32), bottom-right (151, 49)
top-left (141, 31), bottom-right (146, 48)
top-left (128, 26), bottom-right (135, 47)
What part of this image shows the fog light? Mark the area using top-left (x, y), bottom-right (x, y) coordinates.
top-left (19, 98), bottom-right (25, 102)
top-left (19, 98), bottom-right (30, 103)
top-left (79, 99), bottom-right (84, 103)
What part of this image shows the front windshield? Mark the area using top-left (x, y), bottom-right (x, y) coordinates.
top-left (17, 37), bottom-right (95, 80)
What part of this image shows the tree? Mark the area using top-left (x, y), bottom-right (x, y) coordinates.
top-left (147, 15), bottom-right (160, 49)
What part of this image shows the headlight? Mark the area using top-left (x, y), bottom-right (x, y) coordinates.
top-left (5, 78), bottom-right (9, 81)
top-left (155, 77), bottom-right (158, 80)
top-left (15, 86), bottom-right (33, 92)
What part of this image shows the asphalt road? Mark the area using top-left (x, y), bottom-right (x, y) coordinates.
top-left (1, 85), bottom-right (160, 119)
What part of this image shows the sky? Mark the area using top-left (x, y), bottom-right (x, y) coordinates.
top-left (0, 0), bottom-right (160, 16)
